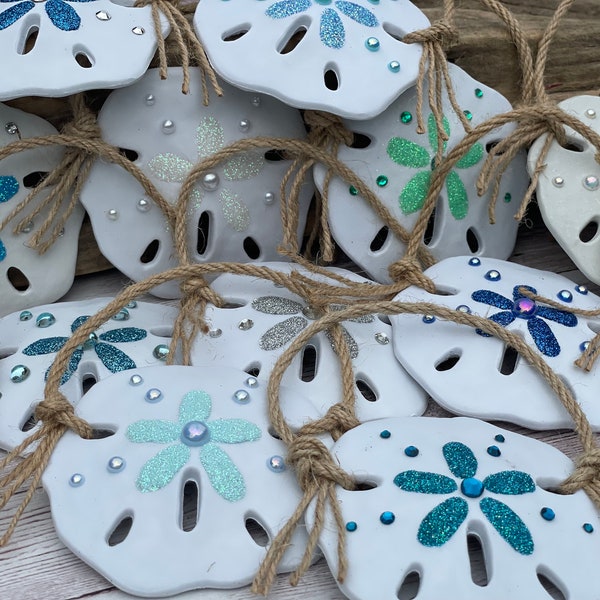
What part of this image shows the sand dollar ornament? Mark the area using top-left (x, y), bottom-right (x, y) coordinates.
top-left (0, 298), bottom-right (177, 452)
top-left (43, 365), bottom-right (319, 595)
top-left (390, 256), bottom-right (600, 430)
top-left (80, 68), bottom-right (313, 298)
top-left (194, 0), bottom-right (429, 119)
top-left (314, 64), bottom-right (528, 283)
top-left (528, 95), bottom-right (600, 286)
top-left (0, 0), bottom-right (169, 99)
top-left (308, 417), bottom-right (600, 600)
top-left (0, 104), bottom-right (84, 315)
top-left (191, 262), bottom-right (426, 422)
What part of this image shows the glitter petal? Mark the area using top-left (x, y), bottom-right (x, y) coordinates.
top-left (456, 142), bottom-right (484, 169)
top-left (443, 442), bottom-right (477, 479)
top-left (471, 290), bottom-right (513, 310)
top-left (479, 497), bottom-right (534, 555)
top-left (387, 138), bottom-right (430, 169)
top-left (219, 189), bottom-right (250, 232)
top-left (427, 113), bottom-right (450, 155)
top-left (0, 239), bottom-right (5, 261)
top-left (334, 1), bottom-right (378, 26)
top-left (223, 151), bottom-right (264, 181)
top-left (136, 443), bottom-right (190, 492)
top-left (325, 326), bottom-right (359, 359)
top-left (179, 390), bottom-right (212, 424)
top-left (445, 170), bottom-right (468, 220)
top-left (265, 0), bottom-right (311, 19)
top-left (208, 418), bottom-right (262, 444)
top-left (95, 342), bottom-right (136, 373)
top-left (46, 347), bottom-right (83, 385)
top-left (71, 315), bottom-right (90, 333)
top-left (393, 470), bottom-right (457, 494)
top-left (127, 420), bottom-right (180, 444)
top-left (148, 153), bottom-right (194, 183)
top-left (536, 305), bottom-right (578, 327)
top-left (258, 316), bottom-right (308, 351)
top-left (527, 317), bottom-right (560, 357)
top-left (99, 327), bottom-right (147, 343)
top-left (196, 116), bottom-right (225, 159)
top-left (418, 497), bottom-right (468, 547)
top-left (200, 442), bottom-right (246, 502)
top-left (0, 1), bottom-right (33, 30)
top-left (400, 171), bottom-right (431, 214)
top-left (0, 175), bottom-right (19, 202)
top-left (483, 471), bottom-right (536, 495)
top-left (45, 0), bottom-right (80, 31)
top-left (252, 296), bottom-right (303, 316)
top-left (23, 336), bottom-right (69, 356)
top-left (320, 8), bottom-right (345, 49)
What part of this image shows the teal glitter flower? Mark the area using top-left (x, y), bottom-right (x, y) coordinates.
top-left (22, 315), bottom-right (146, 384)
top-left (394, 441), bottom-right (535, 554)
top-left (127, 390), bottom-right (261, 500)
top-left (0, 175), bottom-right (19, 262)
top-left (387, 114), bottom-right (484, 220)
top-left (0, 0), bottom-right (97, 32)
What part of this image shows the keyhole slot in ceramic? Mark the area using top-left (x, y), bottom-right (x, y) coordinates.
top-left (107, 513), bottom-right (134, 547)
top-left (197, 212), bottom-right (210, 256)
top-left (499, 345), bottom-right (520, 376)
top-left (467, 532), bottom-right (489, 587)
top-left (397, 570), bottom-right (421, 600)
top-left (245, 516), bottom-right (270, 547)
top-left (370, 226), bottom-right (390, 253)
top-left (300, 344), bottom-right (317, 382)
top-left (17, 17), bottom-right (40, 55)
top-left (7, 267), bottom-right (30, 291)
top-left (537, 570), bottom-right (567, 600)
top-left (356, 376), bottom-right (378, 403)
top-left (22, 170), bottom-right (48, 188)
top-left (277, 19), bottom-right (309, 55)
top-left (181, 477), bottom-right (200, 532)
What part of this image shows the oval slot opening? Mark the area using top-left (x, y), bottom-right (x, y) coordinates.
top-left (579, 221), bottom-right (598, 243)
top-left (370, 226), bottom-right (389, 252)
top-left (499, 345), bottom-right (519, 375)
top-left (107, 515), bottom-right (133, 547)
top-left (468, 533), bottom-right (489, 586)
top-left (278, 24), bottom-right (308, 54)
top-left (324, 66), bottom-right (340, 91)
top-left (356, 378), bottom-right (378, 402)
top-left (140, 239), bottom-right (160, 264)
top-left (23, 171), bottom-right (48, 188)
top-left (181, 480), bottom-right (199, 532)
top-left (197, 211), bottom-right (210, 255)
top-left (537, 571), bottom-right (567, 600)
top-left (397, 570), bottom-right (421, 599)
top-left (243, 237), bottom-right (261, 259)
top-left (222, 24), bottom-right (251, 42)
top-left (245, 517), bottom-right (270, 547)
top-left (300, 345), bottom-right (317, 382)
top-left (466, 228), bottom-right (480, 253)
top-left (7, 267), bottom-right (30, 292)
top-left (435, 352), bottom-right (461, 372)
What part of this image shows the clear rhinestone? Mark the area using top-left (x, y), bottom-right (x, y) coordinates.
top-left (145, 388), bottom-right (162, 402)
top-left (21, 220), bottom-right (34, 233)
top-left (239, 119), bottom-right (250, 132)
top-left (95, 10), bottom-right (110, 20)
top-left (552, 176), bottom-right (565, 188)
top-left (583, 175), bottom-right (600, 191)
top-left (107, 457), bottom-right (125, 472)
top-left (208, 328), bottom-right (222, 338)
top-left (233, 389), bottom-right (250, 404)
top-left (132, 26), bottom-right (145, 35)
top-left (129, 374), bottom-right (143, 386)
top-left (245, 376), bottom-right (259, 388)
top-left (374, 332), bottom-right (389, 345)
top-left (238, 319), bottom-right (254, 331)
top-left (251, 96), bottom-right (261, 107)
top-left (145, 94), bottom-right (155, 106)
top-left (153, 344), bottom-right (170, 360)
top-left (162, 120), bottom-right (175, 134)
top-left (5, 122), bottom-right (19, 135)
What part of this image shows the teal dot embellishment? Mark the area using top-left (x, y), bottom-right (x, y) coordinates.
top-left (504, 193), bottom-right (512, 203)
top-left (463, 110), bottom-right (473, 121)
top-left (388, 61), bottom-right (400, 73)
top-left (380, 511), bottom-right (395, 525)
top-left (404, 446), bottom-right (419, 457)
top-left (19, 310), bottom-right (33, 321)
top-left (376, 175), bottom-right (389, 187)
top-left (494, 434), bottom-right (505, 443)
top-left (365, 37), bottom-right (380, 51)
top-left (380, 430), bottom-right (391, 439)
top-left (583, 523), bottom-right (594, 533)
top-left (475, 88), bottom-right (484, 98)
top-left (400, 111), bottom-right (413, 124)
top-left (461, 477), bottom-right (484, 498)
top-left (487, 445), bottom-right (501, 457)
top-left (349, 185), bottom-right (358, 196)
top-left (346, 521), bottom-right (358, 532)
top-left (541, 507), bottom-right (555, 521)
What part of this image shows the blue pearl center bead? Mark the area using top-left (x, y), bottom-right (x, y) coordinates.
top-left (181, 421), bottom-right (210, 446)
top-left (512, 297), bottom-right (536, 319)
top-left (461, 477), bottom-right (484, 498)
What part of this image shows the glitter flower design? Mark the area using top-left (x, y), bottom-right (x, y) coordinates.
top-left (265, 0), bottom-right (378, 49)
top-left (387, 113), bottom-right (484, 219)
top-left (127, 389), bottom-right (261, 500)
top-left (148, 116), bottom-right (263, 232)
top-left (0, 175), bottom-right (18, 262)
top-left (0, 0), bottom-right (97, 31)
top-left (251, 296), bottom-right (374, 355)
top-left (471, 285), bottom-right (577, 357)
top-left (394, 441), bottom-right (535, 554)
top-left (22, 315), bottom-right (147, 384)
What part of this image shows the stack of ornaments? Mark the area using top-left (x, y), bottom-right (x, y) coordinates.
top-left (2, 0), bottom-right (600, 598)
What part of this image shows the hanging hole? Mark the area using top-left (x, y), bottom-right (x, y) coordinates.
top-left (537, 571), bottom-right (567, 600)
top-left (243, 237), bottom-right (261, 259)
top-left (267, 426), bottom-right (281, 440)
top-left (221, 299), bottom-right (247, 309)
top-left (119, 148), bottom-right (139, 162)
top-left (579, 221), bottom-right (598, 243)
top-left (300, 345), bottom-right (317, 382)
top-left (467, 533), bottom-right (488, 587)
top-left (435, 351), bottom-right (461, 371)
top-left (107, 515), bottom-right (133, 546)
top-left (354, 480), bottom-right (378, 491)
top-left (245, 363), bottom-right (261, 377)
top-left (350, 132), bottom-right (373, 149)
top-left (0, 347), bottom-right (17, 359)
top-left (499, 345), bottom-right (519, 375)
top-left (397, 570), bottom-right (421, 600)
top-left (20, 411), bottom-right (38, 433)
top-left (485, 140), bottom-right (504, 155)
top-left (245, 517), bottom-right (270, 547)
top-left (81, 374), bottom-right (97, 395)
top-left (378, 314), bottom-right (391, 325)
top-left (558, 139), bottom-right (584, 153)
top-left (18, 25), bottom-right (39, 55)
top-left (466, 228), bottom-right (480, 253)
top-left (264, 149), bottom-right (288, 162)
top-left (430, 286), bottom-right (457, 296)
top-left (89, 428), bottom-right (116, 439)
top-left (23, 171), bottom-right (48, 188)
top-left (221, 24), bottom-right (251, 42)
top-left (75, 51), bottom-right (93, 68)
top-left (278, 22), bottom-right (308, 54)
top-left (324, 64), bottom-right (340, 91)
top-left (7, 267), bottom-right (30, 292)
top-left (181, 480), bottom-right (199, 532)
top-left (423, 208), bottom-right (436, 246)
top-left (370, 226), bottom-right (389, 252)
top-left (356, 378), bottom-right (378, 402)
top-left (197, 212), bottom-right (211, 255)
top-left (149, 325), bottom-right (174, 338)
top-left (382, 22), bottom-right (408, 42)
top-left (140, 239), bottom-right (160, 264)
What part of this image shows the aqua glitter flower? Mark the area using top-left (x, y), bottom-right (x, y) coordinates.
top-left (127, 389), bottom-right (261, 499)
top-left (387, 113), bottom-right (484, 219)
top-left (22, 315), bottom-right (147, 384)
top-left (394, 441), bottom-right (535, 554)
top-left (471, 285), bottom-right (577, 357)
top-left (265, 0), bottom-right (377, 49)
top-left (0, 175), bottom-right (19, 262)
top-left (0, 0), bottom-right (97, 31)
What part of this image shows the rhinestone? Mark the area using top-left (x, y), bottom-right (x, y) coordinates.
top-left (365, 37), bottom-right (380, 51)
top-left (107, 209), bottom-right (119, 220)
top-left (82, 332), bottom-right (98, 351)
top-left (346, 521), bottom-right (358, 532)
top-left (238, 319), bottom-right (254, 331)
top-left (245, 376), bottom-right (259, 388)
top-left (10, 365), bottom-right (30, 383)
top-left (267, 455), bottom-right (286, 472)
top-left (145, 94), bottom-right (155, 106)
top-left (475, 88), bottom-right (483, 98)
top-left (456, 305), bottom-right (471, 313)
top-left (576, 285), bottom-right (588, 295)
top-left (111, 308), bottom-right (130, 321)
top-left (19, 310), bottom-right (32, 321)
top-left (461, 477), bottom-right (484, 498)
top-left (586, 109), bottom-right (597, 119)
top-left (422, 315), bottom-right (436, 324)
top-left (208, 328), bottom-right (222, 338)
top-left (580, 341), bottom-right (590, 352)
top-left (239, 119), bottom-right (250, 132)
top-left (264, 192), bottom-right (275, 205)
top-left (145, 388), bottom-right (162, 402)
top-left (494, 434), bottom-right (505, 443)
top-left (69, 473), bottom-right (85, 487)
top-left (162, 120), bottom-right (175, 134)
top-left (380, 430), bottom-right (391, 439)
top-left (36, 312), bottom-right (56, 328)
top-left (512, 297), bottom-right (536, 319)
top-left (129, 374), bottom-right (143, 386)
top-left (181, 421), bottom-right (210, 446)
top-left (404, 445), bottom-right (419, 457)
top-left (349, 185), bottom-right (358, 196)
top-left (137, 198), bottom-right (151, 212)
top-left (484, 269), bottom-right (501, 281)
top-left (468, 257), bottom-right (481, 266)
top-left (302, 306), bottom-right (318, 319)
top-left (233, 389), bottom-right (250, 404)
top-left (504, 192), bottom-right (512, 203)
top-left (153, 344), bottom-right (169, 360)
top-left (400, 111), bottom-right (413, 124)
top-left (126, 301), bottom-right (138, 308)
top-left (540, 507), bottom-right (555, 521)
top-left (388, 60), bottom-right (400, 73)
top-left (251, 96), bottom-right (261, 107)
top-left (201, 172), bottom-right (219, 191)
top-left (552, 176), bottom-right (565, 188)
top-left (108, 456), bottom-right (125, 472)
top-left (132, 26), bottom-right (145, 35)
top-left (374, 332), bottom-right (389, 345)
top-left (95, 10), bottom-right (110, 20)
top-left (557, 290), bottom-right (573, 302)
top-left (58, 228), bottom-right (65, 237)
top-left (463, 110), bottom-right (473, 121)
top-left (583, 175), bottom-right (600, 191)
top-left (583, 523), bottom-right (594, 533)
top-left (380, 511), bottom-right (395, 525)
top-left (21, 220), bottom-right (34, 233)
top-left (376, 175), bottom-right (388, 187)
top-left (487, 445), bottom-right (501, 457)
top-left (5, 122), bottom-right (19, 135)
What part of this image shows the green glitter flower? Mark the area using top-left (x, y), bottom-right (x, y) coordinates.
top-left (386, 113), bottom-right (484, 220)
top-left (127, 390), bottom-right (261, 501)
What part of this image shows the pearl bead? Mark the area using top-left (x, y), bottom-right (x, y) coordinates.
top-left (111, 308), bottom-right (130, 321)
top-left (19, 310), bottom-right (33, 321)
top-left (365, 37), bottom-right (380, 51)
top-left (153, 344), bottom-right (170, 360)
top-left (162, 120), bottom-right (175, 134)
top-left (586, 109), bottom-right (597, 119)
top-left (267, 455), bottom-right (286, 472)
top-left (107, 456), bottom-right (125, 472)
top-left (145, 94), bottom-right (155, 106)
top-left (181, 421), bottom-right (210, 446)
top-left (484, 270), bottom-right (501, 281)
top-left (245, 376), bottom-right (259, 388)
top-left (264, 192), bottom-right (275, 205)
top-left (145, 388), bottom-right (162, 403)
top-left (69, 473), bottom-right (85, 487)
top-left (201, 173), bottom-right (219, 191)
top-left (583, 175), bottom-right (599, 191)
top-left (137, 198), bottom-right (151, 212)
top-left (107, 209), bottom-right (118, 220)
top-left (129, 374), bottom-right (143, 386)
top-left (468, 257), bottom-right (481, 266)
top-left (552, 176), bottom-right (565, 188)
top-left (388, 61), bottom-right (400, 73)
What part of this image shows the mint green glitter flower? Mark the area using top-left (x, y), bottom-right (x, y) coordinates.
top-left (127, 390), bottom-right (261, 501)
top-left (387, 114), bottom-right (484, 220)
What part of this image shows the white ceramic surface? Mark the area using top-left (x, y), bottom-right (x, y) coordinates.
top-left (313, 64), bottom-right (528, 283)
top-left (194, 0), bottom-right (429, 119)
top-left (0, 104), bottom-right (84, 314)
top-left (390, 256), bottom-right (600, 430)
top-left (308, 417), bottom-right (600, 600)
top-left (43, 365), bottom-right (318, 596)
top-left (80, 68), bottom-right (313, 298)
top-left (0, 0), bottom-right (168, 99)
top-left (528, 95), bottom-right (600, 286)
top-left (190, 262), bottom-right (427, 422)
top-left (0, 298), bottom-right (177, 451)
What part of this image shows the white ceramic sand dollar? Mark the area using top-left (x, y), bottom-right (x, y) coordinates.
top-left (0, 0), bottom-right (168, 99)
top-left (0, 104), bottom-right (84, 315)
top-left (308, 417), bottom-right (600, 600)
top-left (313, 64), bottom-right (528, 283)
top-left (528, 95), bottom-right (600, 286)
top-left (43, 365), bottom-right (317, 596)
top-left (390, 256), bottom-right (600, 430)
top-left (0, 298), bottom-right (177, 452)
top-left (80, 67), bottom-right (313, 298)
top-left (193, 0), bottom-right (428, 119)
top-left (190, 262), bottom-right (426, 422)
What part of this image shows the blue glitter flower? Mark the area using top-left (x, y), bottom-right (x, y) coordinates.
top-left (265, 0), bottom-right (378, 49)
top-left (127, 390), bottom-right (261, 500)
top-left (0, 175), bottom-right (19, 262)
top-left (22, 315), bottom-right (147, 384)
top-left (0, 0), bottom-right (97, 32)
top-left (471, 285), bottom-right (577, 357)
top-left (394, 441), bottom-right (535, 554)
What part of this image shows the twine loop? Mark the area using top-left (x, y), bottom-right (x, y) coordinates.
top-left (560, 449), bottom-right (600, 496)
top-left (303, 110), bottom-right (353, 148)
top-left (388, 257), bottom-right (436, 293)
top-left (34, 394), bottom-right (93, 439)
top-left (403, 19), bottom-right (459, 49)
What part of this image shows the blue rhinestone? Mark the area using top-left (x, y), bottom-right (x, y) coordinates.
top-left (19, 310), bottom-right (32, 321)
top-left (380, 430), bottom-right (391, 439)
top-left (112, 308), bottom-right (130, 321)
top-left (557, 290), bottom-right (573, 303)
top-left (583, 523), bottom-right (594, 533)
top-left (484, 270), bottom-right (501, 281)
top-left (575, 285), bottom-right (588, 295)
top-left (580, 341), bottom-right (590, 352)
top-left (365, 37), bottom-right (380, 51)
top-left (422, 315), bottom-right (436, 324)
top-left (10, 365), bottom-right (30, 383)
top-left (461, 477), bottom-right (484, 498)
top-left (388, 60), bottom-right (400, 73)
top-left (380, 511), bottom-right (395, 525)
top-left (456, 305), bottom-right (471, 313)
top-left (126, 301), bottom-right (138, 308)
top-left (346, 521), bottom-right (358, 532)
top-left (494, 434), bottom-right (505, 443)
top-left (267, 455), bottom-right (286, 473)
top-left (404, 445), bottom-right (419, 457)
top-left (36, 312), bottom-right (56, 328)
top-left (487, 445), bottom-right (501, 457)
top-left (181, 421), bottom-right (210, 446)
top-left (540, 507), bottom-right (555, 521)
top-left (468, 258), bottom-right (481, 266)
top-left (153, 344), bottom-right (170, 360)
